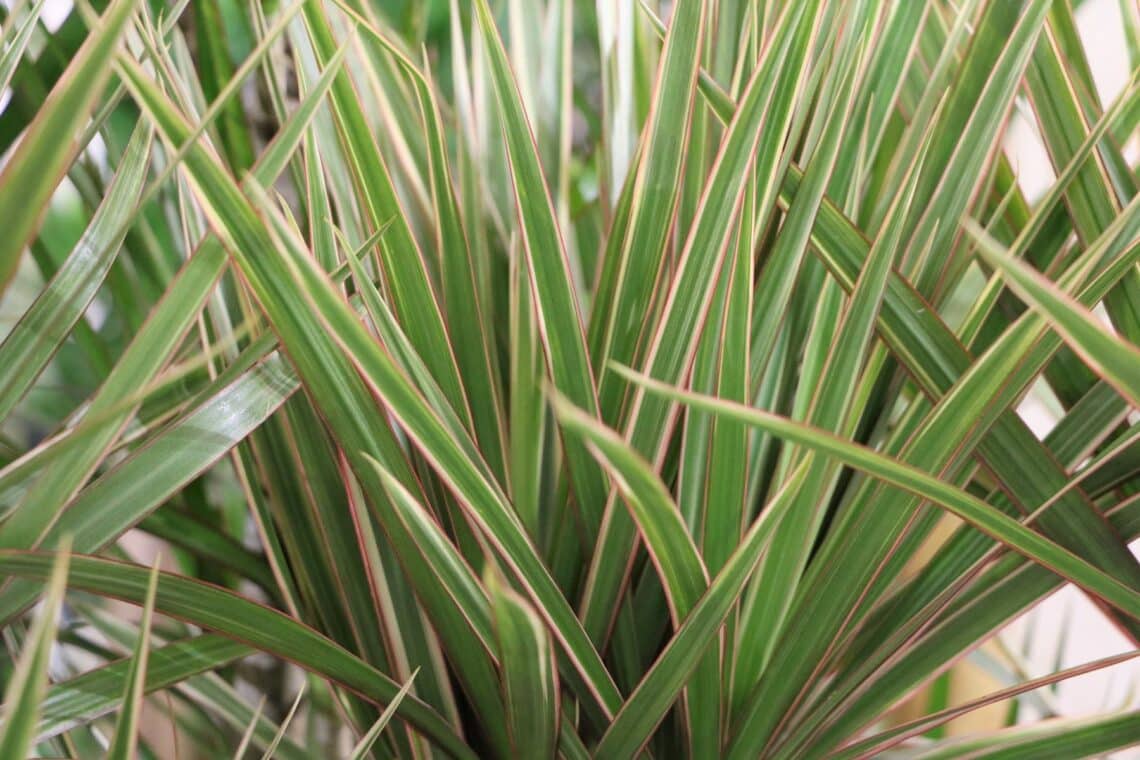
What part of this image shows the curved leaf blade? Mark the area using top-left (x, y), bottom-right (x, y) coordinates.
top-left (0, 551), bottom-right (475, 760)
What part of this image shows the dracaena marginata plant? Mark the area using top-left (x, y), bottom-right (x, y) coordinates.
top-left (1, 0), bottom-right (1139, 757)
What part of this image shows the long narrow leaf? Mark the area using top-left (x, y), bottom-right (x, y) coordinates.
top-left (0, 0), bottom-right (140, 297)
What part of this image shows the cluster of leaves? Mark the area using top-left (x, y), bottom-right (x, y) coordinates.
top-left (1, 0), bottom-right (1139, 757)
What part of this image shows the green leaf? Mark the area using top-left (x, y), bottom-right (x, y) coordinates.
top-left (0, 122), bottom-right (152, 423)
top-left (588, 0), bottom-right (706, 408)
top-left (554, 394), bottom-right (719, 756)
top-left (0, 0), bottom-right (140, 298)
top-left (349, 672), bottom-right (418, 760)
top-left (620, 366), bottom-right (1140, 632)
top-left (913, 709), bottom-right (1140, 760)
top-left (0, 4), bottom-right (338, 561)
top-left (333, 6), bottom-right (509, 480)
top-left (471, 0), bottom-right (609, 542)
top-left (591, 461), bottom-right (811, 759)
top-left (578, 0), bottom-right (829, 655)
top-left (0, 342), bottom-right (292, 622)
top-left (248, 178), bottom-right (624, 721)
top-left (37, 635), bottom-right (244, 740)
top-left (299, 2), bottom-right (474, 436)
top-left (736, 95), bottom-right (1140, 760)
top-left (555, 396), bottom-right (707, 624)
top-left (0, 0), bottom-right (48, 94)
top-left (733, 13), bottom-right (879, 693)
top-left (837, 649), bottom-right (1140, 758)
top-left (973, 223), bottom-right (1140, 409)
top-left (0, 551), bottom-right (475, 759)
top-left (5, 2), bottom-right (1140, 757)
top-left (47, 604), bottom-right (309, 760)
top-left (118, 51), bottom-right (621, 724)
top-left (107, 560), bottom-right (159, 760)
top-left (0, 241), bottom-right (228, 553)
top-left (0, 543), bottom-right (69, 759)
top-left (369, 457), bottom-right (512, 756)
top-left (368, 459), bottom-right (591, 760)
top-left (488, 570), bottom-right (559, 760)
